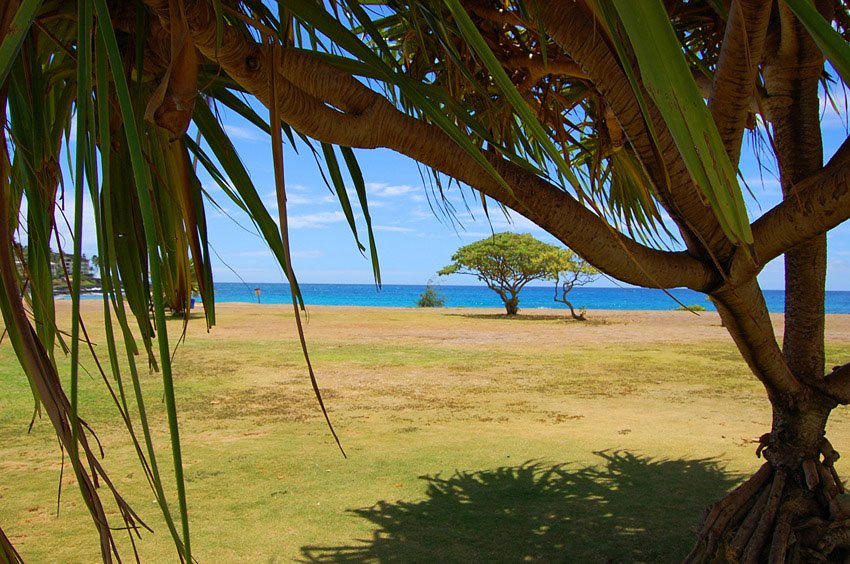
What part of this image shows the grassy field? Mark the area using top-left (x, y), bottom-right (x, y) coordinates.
top-left (1, 303), bottom-right (849, 563)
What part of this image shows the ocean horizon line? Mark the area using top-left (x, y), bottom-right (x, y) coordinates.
top-left (209, 282), bottom-right (850, 314)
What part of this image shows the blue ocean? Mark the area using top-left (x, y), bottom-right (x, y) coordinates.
top-left (212, 283), bottom-right (850, 314)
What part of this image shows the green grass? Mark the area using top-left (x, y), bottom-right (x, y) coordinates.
top-left (1, 304), bottom-right (849, 562)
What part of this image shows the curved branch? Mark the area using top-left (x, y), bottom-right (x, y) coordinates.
top-left (820, 361), bottom-right (850, 404)
top-left (146, 0), bottom-right (718, 290)
top-left (729, 136), bottom-right (850, 282)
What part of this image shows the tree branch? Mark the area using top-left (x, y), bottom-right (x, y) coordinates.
top-left (710, 280), bottom-right (804, 400)
top-left (730, 136), bottom-right (850, 282)
top-left (819, 362), bottom-right (850, 404)
top-left (146, 0), bottom-right (717, 290)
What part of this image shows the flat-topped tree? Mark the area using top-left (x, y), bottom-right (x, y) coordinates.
top-left (3, 0), bottom-right (850, 562)
top-left (438, 232), bottom-right (565, 315)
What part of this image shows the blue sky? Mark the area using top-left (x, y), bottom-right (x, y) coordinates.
top-left (56, 87), bottom-right (850, 291)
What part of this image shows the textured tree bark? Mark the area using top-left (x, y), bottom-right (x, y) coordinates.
top-left (731, 139), bottom-right (850, 281)
top-left (764, 3), bottom-right (828, 385)
top-left (702, 287), bottom-right (840, 558)
top-left (564, 301), bottom-right (586, 321)
top-left (686, 399), bottom-right (845, 563)
top-left (708, 0), bottom-right (773, 166)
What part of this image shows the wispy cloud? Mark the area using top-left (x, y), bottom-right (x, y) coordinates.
top-left (287, 194), bottom-right (336, 206)
top-left (264, 189), bottom-right (336, 209)
top-left (286, 211), bottom-right (346, 228)
top-left (487, 213), bottom-right (544, 232)
top-left (367, 182), bottom-right (420, 198)
top-left (410, 207), bottom-right (436, 221)
top-left (223, 124), bottom-right (262, 141)
top-left (224, 248), bottom-right (323, 259)
top-left (742, 176), bottom-right (780, 192)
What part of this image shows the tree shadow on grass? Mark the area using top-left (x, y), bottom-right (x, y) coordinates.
top-left (446, 313), bottom-right (615, 326)
top-left (447, 312), bottom-right (592, 321)
top-left (300, 451), bottom-right (742, 563)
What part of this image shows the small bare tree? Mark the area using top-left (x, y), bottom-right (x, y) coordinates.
top-left (553, 252), bottom-right (598, 321)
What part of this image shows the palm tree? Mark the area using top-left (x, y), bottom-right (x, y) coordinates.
top-left (2, 1), bottom-right (849, 562)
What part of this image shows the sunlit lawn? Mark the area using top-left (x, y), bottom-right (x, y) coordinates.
top-left (2, 303), bottom-right (849, 562)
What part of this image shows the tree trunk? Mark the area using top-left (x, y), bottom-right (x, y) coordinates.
top-left (686, 396), bottom-right (846, 563)
top-left (685, 4), bottom-right (847, 561)
top-left (504, 296), bottom-right (519, 315)
top-left (700, 275), bottom-right (845, 561)
top-left (563, 299), bottom-right (586, 321)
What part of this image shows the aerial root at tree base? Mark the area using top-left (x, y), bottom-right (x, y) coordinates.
top-left (686, 437), bottom-right (850, 563)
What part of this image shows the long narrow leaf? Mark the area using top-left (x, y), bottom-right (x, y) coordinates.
top-left (0, 0), bottom-right (44, 87)
top-left (269, 40), bottom-right (345, 456)
top-left (91, 0), bottom-right (192, 559)
top-left (320, 142), bottom-right (365, 252)
top-left (192, 101), bottom-right (304, 306)
top-left (340, 146), bottom-right (381, 285)
top-left (612, 0), bottom-right (753, 248)
top-left (70, 0), bottom-right (93, 464)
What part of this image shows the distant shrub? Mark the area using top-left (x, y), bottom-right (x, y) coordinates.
top-left (676, 304), bottom-right (707, 312)
top-left (417, 284), bottom-right (446, 307)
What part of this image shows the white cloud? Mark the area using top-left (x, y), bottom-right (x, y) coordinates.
top-left (264, 189), bottom-right (337, 209)
top-left (222, 124), bottom-right (263, 141)
top-left (410, 207), bottom-right (436, 221)
top-left (287, 184), bottom-right (312, 192)
top-left (742, 176), bottom-right (781, 194)
top-left (287, 193), bottom-right (336, 206)
top-left (367, 182), bottom-right (420, 198)
top-left (286, 211), bottom-right (346, 229)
